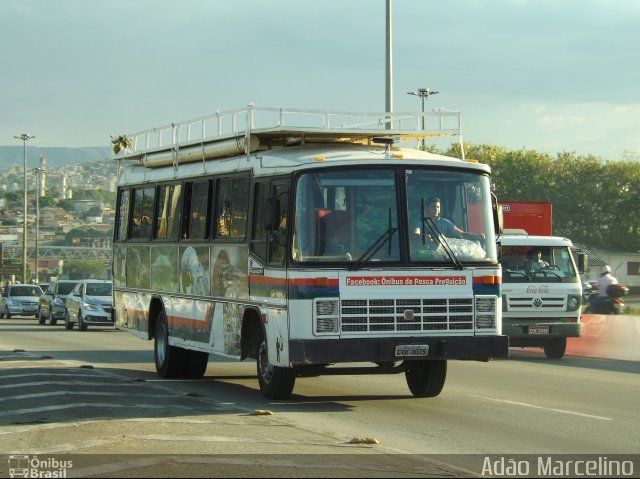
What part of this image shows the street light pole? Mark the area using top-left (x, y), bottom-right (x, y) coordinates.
top-left (32, 166), bottom-right (44, 284)
top-left (13, 133), bottom-right (35, 284)
top-left (385, 0), bottom-right (393, 129)
top-left (407, 88), bottom-right (439, 150)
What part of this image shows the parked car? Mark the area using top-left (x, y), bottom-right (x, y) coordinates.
top-left (38, 280), bottom-right (80, 325)
top-left (65, 280), bottom-right (113, 331)
top-left (0, 283), bottom-right (43, 319)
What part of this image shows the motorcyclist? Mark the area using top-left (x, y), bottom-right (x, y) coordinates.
top-left (589, 265), bottom-right (618, 311)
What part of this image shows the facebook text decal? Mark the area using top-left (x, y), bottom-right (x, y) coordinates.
top-left (481, 455), bottom-right (637, 478)
top-left (8, 455), bottom-right (72, 478)
top-left (345, 275), bottom-right (467, 287)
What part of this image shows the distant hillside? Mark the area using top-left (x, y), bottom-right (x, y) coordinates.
top-left (0, 146), bottom-right (111, 170)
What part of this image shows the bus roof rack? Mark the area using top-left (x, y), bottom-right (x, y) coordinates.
top-left (111, 105), bottom-right (463, 167)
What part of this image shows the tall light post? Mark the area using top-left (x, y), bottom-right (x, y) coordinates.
top-left (13, 133), bottom-right (35, 283)
top-left (32, 166), bottom-right (44, 284)
top-left (385, 0), bottom-right (393, 128)
top-left (407, 88), bottom-right (439, 149)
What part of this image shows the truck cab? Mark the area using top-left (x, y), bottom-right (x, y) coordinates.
top-left (497, 234), bottom-right (583, 358)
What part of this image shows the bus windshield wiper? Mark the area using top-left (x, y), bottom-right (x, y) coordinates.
top-left (423, 217), bottom-right (463, 270)
top-left (349, 208), bottom-right (397, 271)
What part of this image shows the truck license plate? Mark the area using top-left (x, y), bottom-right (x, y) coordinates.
top-left (528, 326), bottom-right (549, 335)
top-left (395, 344), bottom-right (429, 357)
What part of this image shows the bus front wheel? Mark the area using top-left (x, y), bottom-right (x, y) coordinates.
top-left (154, 311), bottom-right (186, 378)
top-left (404, 359), bottom-right (447, 398)
top-left (256, 331), bottom-right (295, 400)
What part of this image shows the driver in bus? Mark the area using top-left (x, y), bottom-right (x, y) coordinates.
top-left (414, 196), bottom-right (485, 242)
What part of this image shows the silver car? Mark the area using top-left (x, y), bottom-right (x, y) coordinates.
top-left (64, 280), bottom-right (113, 330)
top-left (0, 284), bottom-right (43, 319)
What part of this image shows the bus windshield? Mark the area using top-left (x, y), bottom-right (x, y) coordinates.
top-left (292, 167), bottom-right (496, 264)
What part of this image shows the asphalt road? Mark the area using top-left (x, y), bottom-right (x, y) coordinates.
top-left (0, 317), bottom-right (639, 477)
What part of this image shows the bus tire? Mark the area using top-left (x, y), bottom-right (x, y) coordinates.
top-left (405, 359), bottom-right (447, 398)
top-left (154, 310), bottom-right (186, 378)
top-left (256, 329), bottom-right (295, 400)
top-left (183, 351), bottom-right (209, 379)
top-left (543, 337), bottom-right (566, 359)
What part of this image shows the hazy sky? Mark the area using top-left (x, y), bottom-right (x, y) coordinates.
top-left (2, 0), bottom-right (639, 160)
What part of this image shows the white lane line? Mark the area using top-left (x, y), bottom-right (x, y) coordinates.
top-left (0, 381), bottom-right (128, 390)
top-left (479, 396), bottom-right (612, 421)
top-left (0, 391), bottom-right (181, 402)
top-left (0, 403), bottom-right (194, 417)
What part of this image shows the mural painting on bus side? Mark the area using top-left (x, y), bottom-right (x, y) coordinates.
top-left (113, 245), bottom-right (126, 287)
top-left (126, 245), bottom-right (150, 289)
top-left (179, 246), bottom-right (210, 296)
top-left (150, 245), bottom-right (178, 292)
top-left (211, 245), bottom-right (249, 356)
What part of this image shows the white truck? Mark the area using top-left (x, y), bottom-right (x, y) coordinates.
top-left (497, 234), bottom-right (585, 358)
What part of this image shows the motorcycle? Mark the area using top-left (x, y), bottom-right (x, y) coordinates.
top-left (586, 283), bottom-right (629, 314)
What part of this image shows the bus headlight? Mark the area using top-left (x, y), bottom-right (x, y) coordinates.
top-left (314, 299), bottom-right (339, 334)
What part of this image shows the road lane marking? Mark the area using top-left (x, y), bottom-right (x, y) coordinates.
top-left (479, 396), bottom-right (612, 421)
top-left (0, 403), bottom-right (195, 417)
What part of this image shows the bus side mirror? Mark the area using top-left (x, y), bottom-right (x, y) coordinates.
top-left (492, 195), bottom-right (504, 235)
top-left (577, 253), bottom-right (587, 274)
top-left (263, 199), bottom-right (278, 231)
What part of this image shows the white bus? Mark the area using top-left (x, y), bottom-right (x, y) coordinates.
top-left (112, 105), bottom-right (508, 400)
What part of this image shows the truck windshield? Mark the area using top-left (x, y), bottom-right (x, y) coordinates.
top-left (291, 167), bottom-right (497, 264)
top-left (501, 245), bottom-right (578, 282)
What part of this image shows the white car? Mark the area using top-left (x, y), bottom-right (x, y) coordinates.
top-left (64, 280), bottom-right (113, 331)
top-left (0, 284), bottom-right (43, 318)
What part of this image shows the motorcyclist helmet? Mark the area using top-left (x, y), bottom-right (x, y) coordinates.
top-left (601, 265), bottom-right (612, 275)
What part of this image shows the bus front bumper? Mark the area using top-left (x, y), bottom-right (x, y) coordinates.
top-left (289, 335), bottom-right (509, 365)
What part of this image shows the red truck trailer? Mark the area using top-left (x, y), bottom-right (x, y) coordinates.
top-left (500, 201), bottom-right (552, 236)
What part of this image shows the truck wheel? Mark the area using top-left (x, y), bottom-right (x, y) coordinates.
top-left (405, 359), bottom-right (447, 397)
top-left (256, 329), bottom-right (295, 400)
top-left (182, 351), bottom-right (209, 379)
top-left (543, 338), bottom-right (566, 359)
top-left (154, 310), bottom-right (186, 378)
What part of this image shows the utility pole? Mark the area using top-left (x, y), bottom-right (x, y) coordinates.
top-left (385, 0), bottom-right (393, 129)
top-left (13, 133), bottom-right (35, 283)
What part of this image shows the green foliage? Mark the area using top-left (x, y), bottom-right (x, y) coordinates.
top-left (443, 142), bottom-right (640, 252)
top-left (57, 199), bottom-right (76, 212)
top-left (4, 192), bottom-right (20, 202)
top-left (65, 259), bottom-right (108, 280)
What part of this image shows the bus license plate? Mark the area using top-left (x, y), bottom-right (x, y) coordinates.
top-left (395, 344), bottom-right (429, 357)
top-left (528, 326), bottom-right (549, 335)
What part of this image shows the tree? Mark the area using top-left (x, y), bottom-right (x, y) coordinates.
top-left (443, 142), bottom-right (640, 252)
top-left (64, 259), bottom-right (109, 280)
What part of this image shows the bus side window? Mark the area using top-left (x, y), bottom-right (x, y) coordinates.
top-left (250, 182), bottom-right (268, 261)
top-left (116, 189), bottom-right (131, 241)
top-left (155, 183), bottom-right (182, 240)
top-left (182, 180), bottom-right (210, 240)
top-left (131, 186), bottom-right (155, 241)
top-left (215, 176), bottom-right (249, 240)
top-left (268, 182), bottom-right (289, 265)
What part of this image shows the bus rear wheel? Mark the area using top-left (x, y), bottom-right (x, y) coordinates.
top-left (183, 351), bottom-right (209, 379)
top-left (404, 359), bottom-right (447, 398)
top-left (256, 331), bottom-right (295, 400)
top-left (154, 311), bottom-right (187, 378)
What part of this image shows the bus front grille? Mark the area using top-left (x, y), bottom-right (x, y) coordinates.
top-left (340, 298), bottom-right (475, 333)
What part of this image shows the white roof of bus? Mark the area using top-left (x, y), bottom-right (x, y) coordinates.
top-left (497, 234), bottom-right (574, 247)
top-left (117, 142), bottom-right (490, 185)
